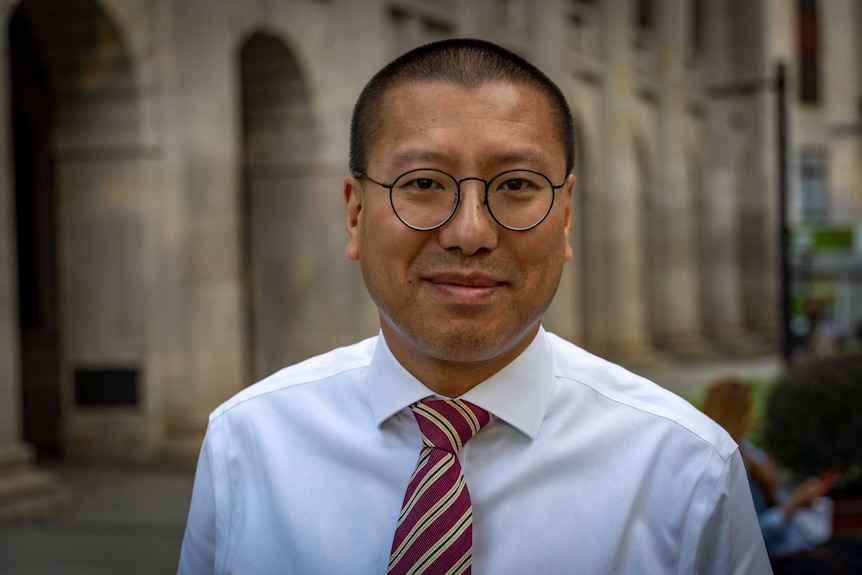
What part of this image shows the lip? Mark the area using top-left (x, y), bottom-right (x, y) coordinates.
top-left (424, 271), bottom-right (506, 305)
top-left (426, 271), bottom-right (504, 288)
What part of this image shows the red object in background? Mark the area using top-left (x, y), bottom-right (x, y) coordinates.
top-left (831, 492), bottom-right (862, 537)
top-left (818, 469), bottom-right (838, 491)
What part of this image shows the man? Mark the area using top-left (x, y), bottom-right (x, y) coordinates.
top-left (178, 38), bottom-right (771, 574)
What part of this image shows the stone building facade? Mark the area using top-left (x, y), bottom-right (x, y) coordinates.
top-left (1, 0), bottom-right (859, 517)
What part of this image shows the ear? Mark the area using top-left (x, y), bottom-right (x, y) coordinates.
top-left (563, 174), bottom-right (574, 262)
top-left (344, 176), bottom-right (363, 262)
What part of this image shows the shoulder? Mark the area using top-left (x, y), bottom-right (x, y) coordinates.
top-left (209, 335), bottom-right (378, 421)
top-left (546, 332), bottom-right (738, 461)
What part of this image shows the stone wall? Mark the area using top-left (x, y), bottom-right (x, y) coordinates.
top-left (4, 0), bottom-right (856, 475)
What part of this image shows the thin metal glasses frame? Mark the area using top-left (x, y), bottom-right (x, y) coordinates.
top-left (356, 167), bottom-right (566, 232)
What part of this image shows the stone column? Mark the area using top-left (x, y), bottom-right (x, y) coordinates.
top-left (598, 0), bottom-right (655, 363)
top-left (0, 1), bottom-right (66, 521)
top-left (159, 0), bottom-right (246, 467)
top-left (699, 0), bottom-right (755, 351)
top-left (737, 0), bottom-right (778, 340)
top-left (824, 1), bottom-right (862, 225)
top-left (536, 0), bottom-right (586, 345)
top-left (652, 0), bottom-right (710, 356)
top-left (752, 0), bottom-right (794, 348)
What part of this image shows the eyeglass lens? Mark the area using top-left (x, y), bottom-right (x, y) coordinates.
top-left (390, 169), bottom-right (555, 231)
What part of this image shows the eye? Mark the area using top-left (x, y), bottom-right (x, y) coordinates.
top-left (404, 177), bottom-right (446, 190)
top-left (500, 178), bottom-right (531, 191)
top-left (491, 170), bottom-right (551, 194)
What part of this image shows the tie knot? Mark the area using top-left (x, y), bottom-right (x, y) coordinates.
top-left (411, 399), bottom-right (491, 454)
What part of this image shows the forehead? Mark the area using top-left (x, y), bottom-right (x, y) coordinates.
top-left (371, 80), bottom-right (562, 172)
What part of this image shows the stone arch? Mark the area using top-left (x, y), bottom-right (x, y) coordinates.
top-left (7, 0), bottom-right (147, 459)
top-left (238, 30), bottom-right (319, 380)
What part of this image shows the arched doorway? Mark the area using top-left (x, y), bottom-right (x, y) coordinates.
top-left (239, 32), bottom-right (317, 381)
top-left (9, 4), bottom-right (58, 457)
top-left (8, 0), bottom-right (145, 459)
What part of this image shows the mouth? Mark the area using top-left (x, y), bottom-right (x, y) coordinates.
top-left (427, 271), bottom-right (504, 288)
top-left (424, 271), bottom-right (506, 305)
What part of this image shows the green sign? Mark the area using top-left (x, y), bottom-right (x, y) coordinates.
top-left (791, 226), bottom-right (855, 254)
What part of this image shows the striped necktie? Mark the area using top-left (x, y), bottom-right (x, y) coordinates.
top-left (388, 399), bottom-right (492, 575)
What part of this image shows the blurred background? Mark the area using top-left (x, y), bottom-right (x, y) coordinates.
top-left (0, 0), bottom-right (860, 572)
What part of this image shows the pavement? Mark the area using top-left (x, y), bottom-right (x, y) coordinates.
top-left (0, 354), bottom-right (782, 575)
top-left (636, 353), bottom-right (783, 400)
top-left (0, 465), bottom-right (194, 575)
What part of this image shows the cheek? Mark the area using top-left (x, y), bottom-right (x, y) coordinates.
top-left (530, 222), bottom-right (571, 264)
top-left (358, 201), bottom-right (397, 255)
top-left (359, 212), bottom-right (422, 281)
top-left (523, 229), bottom-right (570, 288)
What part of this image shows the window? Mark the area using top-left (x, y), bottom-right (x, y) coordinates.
top-left (388, 3), bottom-right (454, 54)
top-left (495, 0), bottom-right (532, 38)
top-left (690, 0), bottom-right (704, 53)
top-left (798, 149), bottom-right (828, 222)
top-left (634, 0), bottom-right (654, 31)
top-left (568, 0), bottom-right (599, 59)
top-left (797, 0), bottom-right (820, 104)
top-left (632, 0), bottom-right (656, 71)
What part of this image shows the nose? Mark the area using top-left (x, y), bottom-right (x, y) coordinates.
top-left (436, 179), bottom-right (499, 255)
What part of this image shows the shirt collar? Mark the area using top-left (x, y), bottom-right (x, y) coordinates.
top-left (367, 327), bottom-right (556, 440)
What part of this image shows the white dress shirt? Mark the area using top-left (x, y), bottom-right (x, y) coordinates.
top-left (177, 328), bottom-right (772, 574)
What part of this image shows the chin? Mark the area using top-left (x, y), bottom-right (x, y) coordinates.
top-left (417, 324), bottom-right (527, 364)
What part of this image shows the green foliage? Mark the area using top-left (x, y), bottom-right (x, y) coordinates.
top-left (764, 355), bottom-right (862, 490)
top-left (745, 379), bottom-right (771, 448)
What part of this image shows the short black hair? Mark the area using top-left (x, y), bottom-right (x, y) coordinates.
top-left (349, 38), bottom-right (575, 177)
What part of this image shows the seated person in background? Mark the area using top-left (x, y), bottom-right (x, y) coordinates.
top-left (703, 378), bottom-right (862, 573)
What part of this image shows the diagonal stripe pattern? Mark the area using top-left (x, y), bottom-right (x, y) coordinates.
top-left (389, 399), bottom-right (492, 575)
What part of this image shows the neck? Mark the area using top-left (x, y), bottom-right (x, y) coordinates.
top-left (381, 324), bottom-right (539, 397)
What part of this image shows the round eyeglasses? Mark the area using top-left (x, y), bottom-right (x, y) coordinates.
top-left (356, 168), bottom-right (566, 232)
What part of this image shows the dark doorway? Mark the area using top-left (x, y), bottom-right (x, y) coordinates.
top-left (239, 32), bottom-right (316, 382)
top-left (9, 5), bottom-right (61, 458)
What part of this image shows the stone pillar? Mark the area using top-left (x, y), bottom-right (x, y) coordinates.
top-left (559, 0), bottom-right (609, 354)
top-left (537, 0), bottom-right (586, 345)
top-left (737, 0), bottom-right (778, 340)
top-left (0, 1), bottom-right (66, 521)
top-left (824, 1), bottom-right (862, 221)
top-left (753, 0), bottom-right (794, 348)
top-left (700, 0), bottom-right (755, 351)
top-left (0, 0), bottom-right (22, 469)
top-left (598, 0), bottom-right (655, 363)
top-left (159, 0), bottom-right (246, 466)
top-left (652, 0), bottom-right (710, 356)
top-left (327, 1), bottom-right (390, 343)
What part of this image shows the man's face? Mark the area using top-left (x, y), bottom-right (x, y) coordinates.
top-left (344, 81), bottom-right (573, 387)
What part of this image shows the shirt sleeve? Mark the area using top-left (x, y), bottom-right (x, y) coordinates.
top-left (177, 426), bottom-right (218, 575)
top-left (694, 448), bottom-right (773, 575)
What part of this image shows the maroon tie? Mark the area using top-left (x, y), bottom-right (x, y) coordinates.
top-left (388, 399), bottom-right (492, 575)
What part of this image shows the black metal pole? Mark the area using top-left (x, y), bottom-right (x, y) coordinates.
top-left (775, 62), bottom-right (792, 361)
